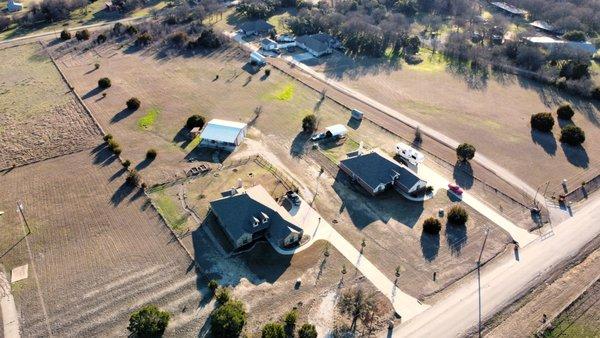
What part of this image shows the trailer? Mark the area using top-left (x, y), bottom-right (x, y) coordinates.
top-left (395, 142), bottom-right (424, 166)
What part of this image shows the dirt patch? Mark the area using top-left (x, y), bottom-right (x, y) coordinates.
top-left (0, 43), bottom-right (101, 169)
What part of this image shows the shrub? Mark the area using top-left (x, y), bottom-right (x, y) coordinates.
top-left (75, 29), bottom-right (90, 41)
top-left (562, 30), bottom-right (586, 42)
top-left (185, 114), bottom-right (206, 129)
top-left (215, 287), bottom-right (231, 305)
top-left (126, 170), bottom-right (141, 186)
top-left (98, 77), bottom-right (111, 89)
top-left (103, 134), bottom-right (113, 141)
top-left (560, 125), bottom-right (585, 146)
top-left (136, 32), bottom-right (152, 46)
top-left (60, 29), bottom-right (71, 40)
top-left (127, 97), bottom-right (141, 110)
top-left (107, 139), bottom-right (119, 151)
top-left (302, 114), bottom-right (317, 133)
top-left (262, 322), bottom-right (285, 338)
top-left (422, 217), bottom-right (442, 234)
top-left (145, 148), bottom-right (157, 160)
top-left (298, 324), bottom-right (318, 338)
top-left (556, 103), bottom-right (575, 120)
top-left (264, 68), bottom-right (271, 76)
top-left (126, 25), bottom-right (138, 35)
top-left (283, 309), bottom-right (298, 328)
top-left (122, 159), bottom-right (131, 168)
top-left (447, 205), bottom-right (468, 225)
top-left (94, 63), bottom-right (100, 69)
top-left (113, 147), bottom-right (122, 156)
top-left (0, 16), bottom-right (11, 32)
top-left (530, 112), bottom-right (554, 132)
top-left (592, 87), bottom-right (600, 101)
top-left (208, 279), bottom-right (219, 294)
top-left (456, 143), bottom-right (476, 162)
top-left (127, 305), bottom-right (170, 336)
top-left (210, 300), bottom-right (247, 337)
top-left (96, 33), bottom-right (107, 44)
top-left (168, 31), bottom-right (188, 46)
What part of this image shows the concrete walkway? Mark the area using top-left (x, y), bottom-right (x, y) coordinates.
top-left (269, 196), bottom-right (430, 321)
top-left (0, 272), bottom-right (20, 338)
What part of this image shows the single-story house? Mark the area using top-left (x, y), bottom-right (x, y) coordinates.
top-left (260, 38), bottom-right (278, 51)
top-left (490, 2), bottom-right (527, 17)
top-left (325, 124), bottom-right (348, 138)
top-left (238, 20), bottom-right (275, 36)
top-left (7, 0), bottom-right (23, 11)
top-left (339, 151), bottom-right (427, 196)
top-left (295, 35), bottom-right (332, 57)
top-left (530, 20), bottom-right (563, 35)
top-left (210, 185), bottom-right (303, 250)
top-left (199, 119), bottom-right (248, 150)
top-left (524, 36), bottom-right (597, 56)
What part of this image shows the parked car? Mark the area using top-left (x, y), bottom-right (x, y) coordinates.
top-left (448, 183), bottom-right (464, 195)
top-left (286, 191), bottom-right (301, 206)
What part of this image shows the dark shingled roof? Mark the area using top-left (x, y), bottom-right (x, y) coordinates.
top-left (210, 186), bottom-right (301, 245)
top-left (296, 35), bottom-right (330, 54)
top-left (340, 152), bottom-right (423, 191)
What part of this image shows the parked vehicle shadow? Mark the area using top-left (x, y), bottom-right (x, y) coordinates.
top-left (530, 129), bottom-right (557, 155)
top-left (347, 117), bottom-right (362, 130)
top-left (452, 161), bottom-right (474, 189)
top-left (420, 231), bottom-right (440, 262)
top-left (445, 223), bottom-right (468, 256)
top-left (290, 132), bottom-right (311, 157)
top-left (561, 142), bottom-right (589, 168)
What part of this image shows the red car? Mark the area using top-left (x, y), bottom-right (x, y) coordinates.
top-left (448, 183), bottom-right (464, 195)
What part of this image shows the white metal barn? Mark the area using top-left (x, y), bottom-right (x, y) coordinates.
top-left (199, 119), bottom-right (248, 150)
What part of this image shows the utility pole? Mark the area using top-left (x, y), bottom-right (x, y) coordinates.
top-left (477, 228), bottom-right (489, 338)
top-left (17, 201), bottom-right (31, 235)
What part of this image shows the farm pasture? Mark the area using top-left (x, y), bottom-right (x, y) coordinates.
top-left (0, 43), bottom-right (101, 169)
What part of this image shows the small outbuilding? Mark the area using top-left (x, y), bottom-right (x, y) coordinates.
top-left (339, 151), bottom-right (427, 196)
top-left (199, 119), bottom-right (248, 150)
top-left (7, 0), bottom-right (23, 11)
top-left (260, 38), bottom-right (278, 51)
top-left (490, 2), bottom-right (527, 17)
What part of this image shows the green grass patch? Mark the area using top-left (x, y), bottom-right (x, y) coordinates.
top-left (138, 107), bottom-right (160, 130)
top-left (271, 83), bottom-right (295, 101)
top-left (321, 138), bottom-right (360, 164)
top-left (184, 136), bottom-right (201, 152)
top-left (153, 190), bottom-right (188, 230)
top-left (407, 50), bottom-right (447, 73)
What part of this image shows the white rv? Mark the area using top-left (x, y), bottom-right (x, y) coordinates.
top-left (395, 142), bottom-right (424, 166)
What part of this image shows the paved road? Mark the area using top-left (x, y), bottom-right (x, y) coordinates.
top-left (390, 194), bottom-right (600, 337)
top-left (0, 272), bottom-right (19, 338)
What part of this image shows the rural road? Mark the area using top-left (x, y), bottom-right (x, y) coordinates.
top-left (390, 194), bottom-right (600, 337)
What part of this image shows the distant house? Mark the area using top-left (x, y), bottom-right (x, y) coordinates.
top-left (530, 20), bottom-right (563, 35)
top-left (490, 2), bottom-right (527, 17)
top-left (238, 20), bottom-right (274, 36)
top-left (339, 151), bottom-right (427, 196)
top-left (260, 38), bottom-right (278, 51)
top-left (524, 36), bottom-right (597, 56)
top-left (210, 185), bottom-right (304, 250)
top-left (7, 0), bottom-right (23, 12)
top-left (199, 119), bottom-right (248, 150)
top-left (296, 35), bottom-right (332, 57)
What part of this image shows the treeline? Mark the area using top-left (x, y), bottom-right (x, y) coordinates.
top-left (506, 0), bottom-right (600, 36)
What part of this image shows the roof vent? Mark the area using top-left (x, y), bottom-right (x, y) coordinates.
top-left (252, 216), bottom-right (260, 227)
top-left (260, 212), bottom-right (269, 224)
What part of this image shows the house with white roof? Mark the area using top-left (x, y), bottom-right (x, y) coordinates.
top-left (199, 119), bottom-right (248, 150)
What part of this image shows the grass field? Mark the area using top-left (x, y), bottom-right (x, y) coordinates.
top-left (545, 279), bottom-right (600, 337)
top-left (0, 43), bottom-right (101, 168)
top-left (0, 148), bottom-right (207, 336)
top-left (313, 51), bottom-right (600, 189)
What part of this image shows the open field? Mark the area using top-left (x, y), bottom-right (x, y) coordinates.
top-left (0, 148), bottom-right (208, 336)
top-left (309, 51), bottom-right (600, 190)
top-left (0, 43), bottom-right (101, 169)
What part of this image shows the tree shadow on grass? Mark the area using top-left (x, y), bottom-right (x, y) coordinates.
top-left (135, 157), bottom-right (155, 171)
top-left (91, 144), bottom-right (117, 167)
top-left (111, 108), bottom-right (136, 124)
top-left (110, 181), bottom-right (135, 206)
top-left (290, 132), bottom-right (311, 157)
top-left (452, 161), bottom-right (474, 189)
top-left (420, 231), bottom-right (440, 262)
top-left (445, 223), bottom-right (467, 257)
top-left (561, 142), bottom-right (589, 168)
top-left (530, 129), bottom-right (557, 156)
top-left (81, 87), bottom-right (104, 100)
top-left (172, 126), bottom-right (191, 147)
top-left (109, 167), bottom-right (126, 182)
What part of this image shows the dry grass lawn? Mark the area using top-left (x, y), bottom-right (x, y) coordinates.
top-left (313, 52), bottom-right (600, 189)
top-left (0, 43), bottom-right (101, 169)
